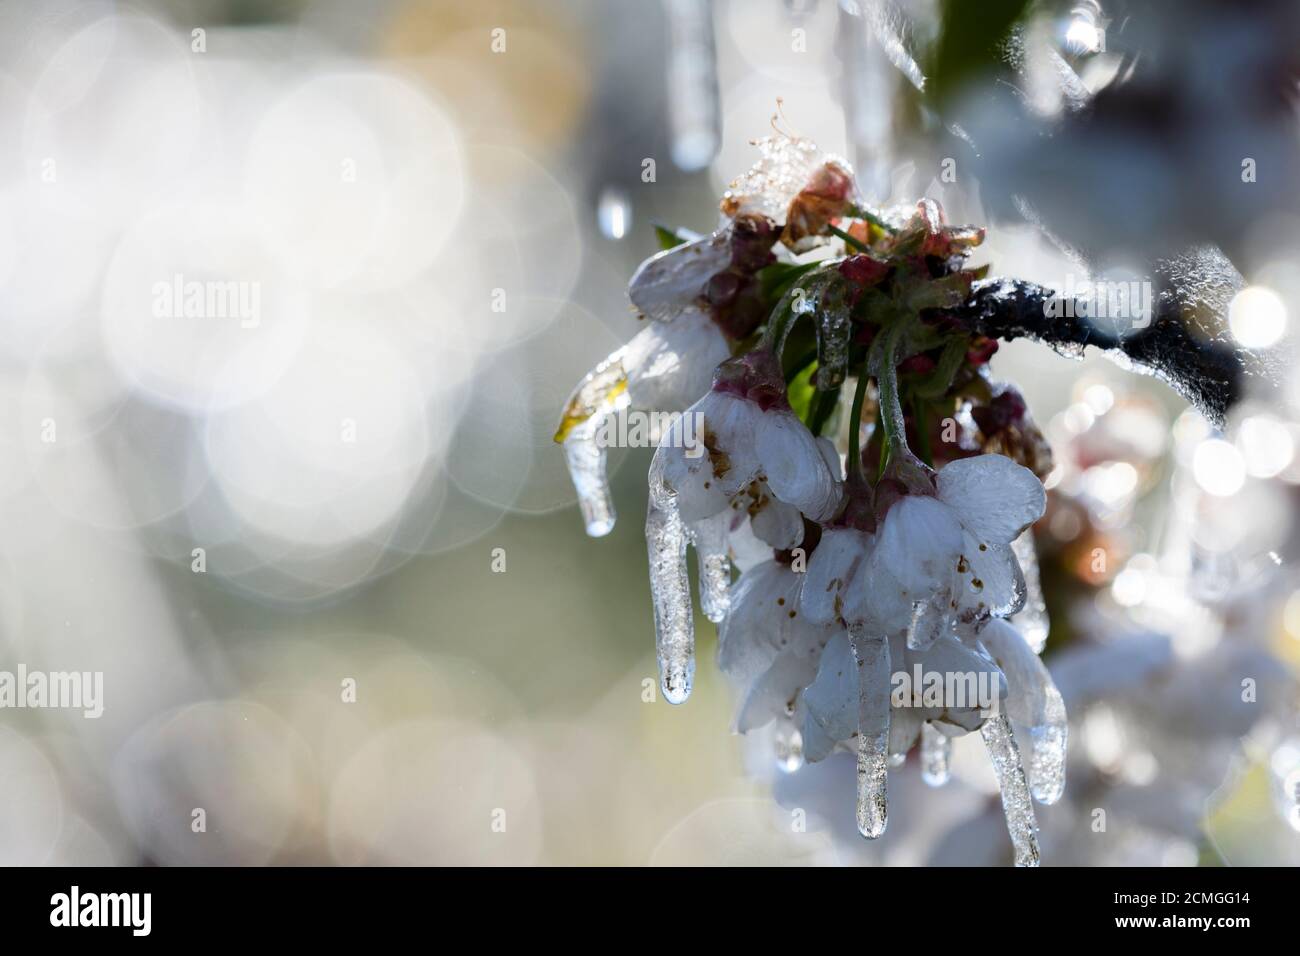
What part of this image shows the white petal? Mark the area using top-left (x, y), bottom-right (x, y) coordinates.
top-left (717, 561), bottom-right (803, 685)
top-left (750, 494), bottom-right (804, 549)
top-left (624, 307), bottom-right (729, 411)
top-left (936, 455), bottom-right (1046, 544)
top-left (736, 651), bottom-right (820, 733)
top-left (904, 636), bottom-right (1006, 734)
top-left (726, 513), bottom-right (775, 572)
top-left (755, 410), bottom-right (840, 520)
top-left (628, 228), bottom-right (732, 322)
top-left (859, 496), bottom-right (962, 633)
top-left (707, 393), bottom-right (764, 498)
top-left (800, 630), bottom-right (858, 762)
top-left (800, 528), bottom-right (870, 626)
top-left (952, 533), bottom-right (1026, 624)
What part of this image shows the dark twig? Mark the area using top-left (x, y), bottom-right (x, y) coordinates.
top-left (954, 277), bottom-right (1269, 428)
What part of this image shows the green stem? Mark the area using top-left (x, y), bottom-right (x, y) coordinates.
top-left (847, 204), bottom-right (897, 235)
top-left (875, 318), bottom-right (909, 466)
top-left (846, 364), bottom-right (872, 484)
top-left (912, 393), bottom-right (934, 467)
top-left (827, 224), bottom-right (870, 253)
top-left (807, 387), bottom-right (840, 434)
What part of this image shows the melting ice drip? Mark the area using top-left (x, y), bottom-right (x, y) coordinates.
top-left (557, 350), bottom-right (631, 538)
top-left (1011, 529), bottom-right (1050, 652)
top-left (645, 483), bottom-right (733, 704)
top-left (920, 723), bottom-right (952, 786)
top-left (982, 715), bottom-right (1042, 867)
top-left (849, 624), bottom-right (891, 838)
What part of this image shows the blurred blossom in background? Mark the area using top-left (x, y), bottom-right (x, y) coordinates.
top-left (0, 0), bottom-right (1297, 866)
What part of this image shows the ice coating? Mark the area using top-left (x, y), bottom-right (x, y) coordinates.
top-left (689, 511), bottom-right (732, 623)
top-left (563, 417), bottom-right (619, 538)
top-left (981, 714), bottom-right (1041, 867)
top-left (906, 598), bottom-right (947, 651)
top-left (980, 618), bottom-right (1067, 805)
top-left (647, 493), bottom-right (695, 704)
top-left (556, 350), bottom-right (632, 537)
top-left (1028, 696), bottom-right (1067, 805)
top-left (920, 722), bottom-right (952, 787)
top-left (848, 622), bottom-right (891, 838)
top-left (773, 720), bottom-right (804, 774)
top-left (628, 227), bottom-right (733, 323)
top-left (1010, 529), bottom-right (1049, 652)
top-left (813, 276), bottom-right (853, 390)
top-left (721, 135), bottom-right (824, 223)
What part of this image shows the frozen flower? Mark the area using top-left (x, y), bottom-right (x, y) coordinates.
top-left (555, 306), bottom-right (731, 537)
top-left (651, 349), bottom-right (843, 525)
top-left (718, 559), bottom-right (836, 734)
top-left (629, 213), bottom-right (777, 329)
top-left (862, 453), bottom-right (1047, 647)
top-left (719, 134), bottom-right (858, 249)
top-left (647, 349), bottom-right (843, 705)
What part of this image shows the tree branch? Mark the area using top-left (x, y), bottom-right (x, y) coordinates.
top-left (954, 276), bottom-right (1268, 427)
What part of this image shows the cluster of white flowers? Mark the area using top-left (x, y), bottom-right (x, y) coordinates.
top-left (557, 137), bottom-right (1066, 865)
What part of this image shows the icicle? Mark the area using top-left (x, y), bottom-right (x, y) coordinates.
top-left (664, 0), bottom-right (720, 172)
top-left (980, 618), bottom-right (1068, 805)
top-left (981, 714), bottom-right (1041, 867)
top-left (556, 349), bottom-right (631, 536)
top-left (1029, 681), bottom-right (1068, 805)
top-left (920, 723), bottom-right (951, 787)
top-left (647, 493), bottom-right (695, 704)
top-left (813, 279), bottom-right (853, 390)
top-left (1011, 529), bottom-right (1049, 653)
top-left (563, 417), bottom-right (617, 537)
top-left (848, 623), bottom-right (891, 838)
top-left (836, 0), bottom-right (895, 200)
top-left (688, 512), bottom-right (732, 623)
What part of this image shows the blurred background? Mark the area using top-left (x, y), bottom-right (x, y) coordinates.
top-left (0, 0), bottom-right (1297, 866)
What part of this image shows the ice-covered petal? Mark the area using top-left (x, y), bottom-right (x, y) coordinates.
top-left (979, 618), bottom-right (1067, 805)
top-left (888, 703), bottom-right (923, 758)
top-left (952, 533), bottom-right (1026, 625)
top-left (717, 561), bottom-right (813, 684)
top-left (800, 528), bottom-right (871, 626)
top-left (1010, 529), bottom-right (1049, 653)
top-left (936, 454), bottom-right (1046, 544)
top-left (862, 495), bottom-right (963, 633)
top-left (755, 410), bottom-right (841, 521)
top-left (653, 391), bottom-right (765, 522)
top-left (749, 493), bottom-right (805, 550)
top-left (815, 435), bottom-right (844, 482)
top-left (910, 635), bottom-right (1006, 734)
top-left (628, 227), bottom-right (732, 323)
top-left (801, 631), bottom-right (858, 762)
top-left (563, 414), bottom-right (619, 537)
top-left (725, 512), bottom-right (775, 572)
top-left (736, 650), bottom-right (821, 733)
top-left (623, 307), bottom-right (730, 411)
